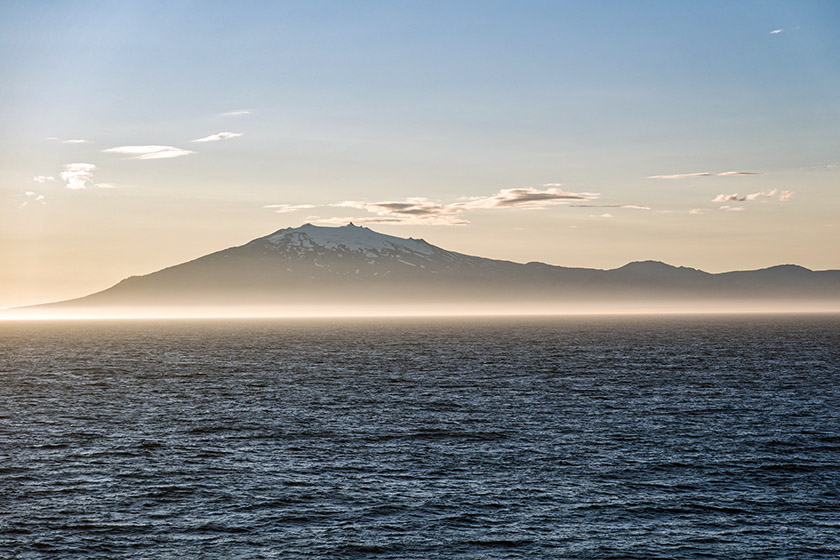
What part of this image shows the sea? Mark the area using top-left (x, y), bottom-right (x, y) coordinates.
top-left (1, 315), bottom-right (838, 559)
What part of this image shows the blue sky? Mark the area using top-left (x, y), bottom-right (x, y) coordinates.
top-left (1, 1), bottom-right (838, 306)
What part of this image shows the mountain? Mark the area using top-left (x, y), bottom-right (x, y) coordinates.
top-left (14, 223), bottom-right (840, 316)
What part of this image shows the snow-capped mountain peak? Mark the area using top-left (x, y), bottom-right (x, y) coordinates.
top-left (258, 223), bottom-right (437, 257)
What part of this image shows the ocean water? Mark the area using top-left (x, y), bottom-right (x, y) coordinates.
top-left (1, 315), bottom-right (838, 559)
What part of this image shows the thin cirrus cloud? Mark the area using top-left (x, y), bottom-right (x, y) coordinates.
top-left (32, 175), bottom-right (55, 183)
top-left (648, 171), bottom-right (762, 179)
top-left (712, 189), bottom-right (793, 203)
top-left (462, 186), bottom-right (599, 208)
top-left (192, 132), bottom-right (242, 143)
top-left (335, 198), bottom-right (469, 225)
top-left (570, 204), bottom-right (650, 210)
top-left (658, 208), bottom-right (705, 215)
top-left (314, 215), bottom-right (470, 226)
top-left (770, 29), bottom-right (783, 34)
top-left (220, 110), bottom-right (250, 116)
top-left (263, 204), bottom-right (316, 214)
top-left (324, 186), bottom-right (602, 226)
top-left (45, 137), bottom-right (88, 143)
top-left (103, 145), bottom-right (194, 160)
top-left (20, 191), bottom-right (46, 208)
top-left (270, 186), bottom-right (611, 226)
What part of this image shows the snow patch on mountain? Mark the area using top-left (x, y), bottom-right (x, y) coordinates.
top-left (260, 223), bottom-right (438, 257)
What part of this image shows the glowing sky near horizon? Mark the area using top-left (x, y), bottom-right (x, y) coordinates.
top-left (1, 0), bottom-right (839, 307)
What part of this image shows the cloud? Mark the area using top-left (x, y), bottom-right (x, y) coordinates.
top-left (770, 29), bottom-right (782, 34)
top-left (94, 183), bottom-right (116, 189)
top-left (338, 199), bottom-right (454, 216)
top-left (104, 145), bottom-right (194, 160)
top-left (595, 213), bottom-right (613, 218)
top-left (192, 132), bottom-right (242, 143)
top-left (263, 204), bottom-right (316, 214)
top-left (45, 137), bottom-right (88, 143)
top-left (60, 163), bottom-right (95, 189)
top-left (288, 185), bottom-right (601, 226)
top-left (648, 172), bottom-right (712, 179)
top-left (336, 198), bottom-right (469, 225)
top-left (743, 189), bottom-right (777, 201)
top-left (658, 208), bottom-right (706, 215)
top-left (32, 175), bottom-right (55, 183)
top-left (463, 186), bottom-right (598, 209)
top-left (220, 110), bottom-right (250, 116)
top-left (712, 189), bottom-right (789, 203)
top-left (315, 215), bottom-right (470, 226)
top-left (648, 171), bottom-right (762, 179)
top-left (20, 191), bottom-right (46, 208)
top-left (719, 205), bottom-right (745, 212)
top-left (570, 204), bottom-right (650, 210)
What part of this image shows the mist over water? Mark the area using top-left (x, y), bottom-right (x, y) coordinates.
top-left (2, 315), bottom-right (838, 558)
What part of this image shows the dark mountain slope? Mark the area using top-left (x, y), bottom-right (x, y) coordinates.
top-left (19, 223), bottom-right (840, 313)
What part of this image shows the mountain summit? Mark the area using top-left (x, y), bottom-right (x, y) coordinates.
top-left (242, 223), bottom-right (496, 275)
top-left (14, 224), bottom-right (840, 315)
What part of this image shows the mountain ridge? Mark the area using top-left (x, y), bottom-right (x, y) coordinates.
top-left (10, 224), bottom-right (840, 315)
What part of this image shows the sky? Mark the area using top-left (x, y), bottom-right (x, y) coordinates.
top-left (1, 0), bottom-right (838, 308)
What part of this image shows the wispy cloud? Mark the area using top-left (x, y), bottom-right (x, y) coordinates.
top-left (282, 185), bottom-right (605, 226)
top-left (743, 189), bottom-right (777, 201)
top-left (648, 172), bottom-right (712, 179)
top-left (648, 171), bottom-right (762, 179)
top-left (220, 109), bottom-right (250, 116)
top-left (719, 205), bottom-right (744, 212)
top-left (315, 215), bottom-right (470, 226)
top-left (192, 132), bottom-right (242, 143)
top-left (463, 186), bottom-right (598, 209)
top-left (32, 175), bottom-right (55, 183)
top-left (20, 191), bottom-right (46, 208)
top-left (60, 163), bottom-right (95, 189)
top-left (712, 189), bottom-right (791, 203)
top-left (104, 145), bottom-right (194, 160)
top-left (658, 208), bottom-right (706, 215)
top-left (263, 204), bottom-right (316, 214)
top-left (570, 204), bottom-right (650, 210)
top-left (46, 136), bottom-right (89, 143)
top-left (94, 183), bottom-right (116, 189)
top-left (336, 198), bottom-right (468, 225)
top-left (770, 29), bottom-right (783, 34)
